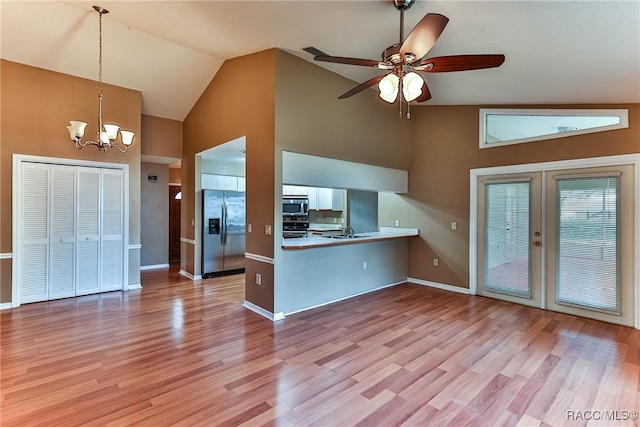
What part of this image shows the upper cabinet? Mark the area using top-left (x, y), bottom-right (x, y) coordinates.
top-left (282, 185), bottom-right (308, 196)
top-left (202, 174), bottom-right (245, 192)
top-left (284, 185), bottom-right (344, 211)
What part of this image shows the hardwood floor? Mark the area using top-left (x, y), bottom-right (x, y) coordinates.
top-left (2, 268), bottom-right (639, 426)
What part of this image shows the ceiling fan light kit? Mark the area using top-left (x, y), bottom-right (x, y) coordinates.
top-left (308, 1), bottom-right (505, 118)
top-left (68, 5), bottom-right (135, 152)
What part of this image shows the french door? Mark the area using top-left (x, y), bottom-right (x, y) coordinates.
top-left (477, 164), bottom-right (635, 326)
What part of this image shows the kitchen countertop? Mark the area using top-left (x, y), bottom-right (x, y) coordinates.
top-left (282, 227), bottom-right (419, 250)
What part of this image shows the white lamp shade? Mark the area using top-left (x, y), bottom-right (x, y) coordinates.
top-left (120, 130), bottom-right (135, 146)
top-left (378, 73), bottom-right (400, 103)
top-left (402, 72), bottom-right (424, 102)
top-left (68, 121), bottom-right (88, 139)
top-left (103, 123), bottom-right (120, 140)
top-left (99, 131), bottom-right (110, 144)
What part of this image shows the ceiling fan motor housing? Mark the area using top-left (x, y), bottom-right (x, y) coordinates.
top-left (392, 0), bottom-right (415, 11)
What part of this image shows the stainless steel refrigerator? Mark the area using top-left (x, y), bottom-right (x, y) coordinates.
top-left (202, 189), bottom-right (246, 278)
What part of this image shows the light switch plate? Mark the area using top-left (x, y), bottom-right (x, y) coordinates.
top-left (265, 225), bottom-right (272, 235)
top-left (451, 222), bottom-right (457, 230)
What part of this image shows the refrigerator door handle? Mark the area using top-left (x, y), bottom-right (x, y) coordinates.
top-left (222, 199), bottom-right (228, 246)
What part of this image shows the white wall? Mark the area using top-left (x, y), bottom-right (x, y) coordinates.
top-left (277, 239), bottom-right (408, 315)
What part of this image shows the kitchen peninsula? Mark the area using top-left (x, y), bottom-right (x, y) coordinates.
top-left (277, 227), bottom-right (418, 315)
top-left (282, 227), bottom-right (418, 249)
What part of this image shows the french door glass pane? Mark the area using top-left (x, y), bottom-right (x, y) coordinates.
top-left (556, 177), bottom-right (620, 313)
top-left (485, 182), bottom-right (531, 297)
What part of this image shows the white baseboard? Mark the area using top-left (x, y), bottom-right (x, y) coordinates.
top-left (407, 277), bottom-right (470, 294)
top-left (127, 284), bottom-right (142, 290)
top-left (140, 264), bottom-right (170, 271)
top-left (243, 301), bottom-right (285, 321)
top-left (0, 302), bottom-right (13, 310)
top-left (179, 269), bottom-right (202, 281)
top-left (284, 280), bottom-right (405, 317)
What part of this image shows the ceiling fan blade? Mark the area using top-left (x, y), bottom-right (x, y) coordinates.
top-left (338, 74), bottom-right (386, 99)
top-left (314, 55), bottom-right (380, 68)
top-left (303, 46), bottom-right (329, 57)
top-left (416, 54), bottom-right (506, 72)
top-left (399, 13), bottom-right (449, 62)
top-left (415, 81), bottom-right (432, 103)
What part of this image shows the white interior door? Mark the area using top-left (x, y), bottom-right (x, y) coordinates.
top-left (101, 169), bottom-right (124, 291)
top-left (20, 163), bottom-right (50, 303)
top-left (76, 167), bottom-right (101, 296)
top-left (49, 165), bottom-right (76, 299)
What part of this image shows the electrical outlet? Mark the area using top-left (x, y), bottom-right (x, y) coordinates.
top-left (363, 261), bottom-right (368, 270)
top-left (395, 219), bottom-right (400, 227)
top-left (433, 258), bottom-right (439, 266)
top-left (256, 273), bottom-right (262, 285)
top-left (265, 225), bottom-right (272, 235)
top-left (248, 223), bottom-right (252, 233)
top-left (451, 222), bottom-right (457, 230)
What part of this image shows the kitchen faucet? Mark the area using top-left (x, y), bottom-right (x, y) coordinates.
top-left (343, 226), bottom-right (356, 238)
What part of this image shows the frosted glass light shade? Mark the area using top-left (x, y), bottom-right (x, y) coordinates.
top-left (103, 123), bottom-right (120, 140)
top-left (402, 72), bottom-right (423, 102)
top-left (100, 132), bottom-right (110, 144)
top-left (378, 73), bottom-right (399, 103)
top-left (120, 130), bottom-right (135, 146)
top-left (68, 121), bottom-right (88, 139)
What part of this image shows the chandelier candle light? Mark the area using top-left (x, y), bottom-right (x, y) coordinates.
top-left (67, 6), bottom-right (135, 152)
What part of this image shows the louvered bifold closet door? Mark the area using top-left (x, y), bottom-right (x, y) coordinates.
top-left (49, 165), bottom-right (76, 299)
top-left (100, 169), bottom-right (124, 291)
top-left (21, 163), bottom-right (50, 303)
top-left (76, 167), bottom-right (101, 295)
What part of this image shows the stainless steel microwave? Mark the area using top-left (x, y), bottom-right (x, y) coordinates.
top-left (283, 197), bottom-right (309, 216)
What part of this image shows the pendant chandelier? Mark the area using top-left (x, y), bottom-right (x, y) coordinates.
top-left (67, 6), bottom-right (135, 152)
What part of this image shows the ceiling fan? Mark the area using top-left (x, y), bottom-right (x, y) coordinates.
top-left (304, 0), bottom-right (505, 117)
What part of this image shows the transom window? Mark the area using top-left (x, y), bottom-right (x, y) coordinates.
top-left (479, 109), bottom-right (629, 149)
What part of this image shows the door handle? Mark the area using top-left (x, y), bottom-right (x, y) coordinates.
top-left (533, 241), bottom-right (541, 247)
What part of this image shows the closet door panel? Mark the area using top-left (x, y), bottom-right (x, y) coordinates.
top-left (21, 163), bottom-right (49, 303)
top-left (76, 167), bottom-right (101, 295)
top-left (49, 165), bottom-right (76, 299)
top-left (101, 169), bottom-right (124, 291)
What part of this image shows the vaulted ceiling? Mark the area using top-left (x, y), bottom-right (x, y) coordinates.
top-left (2, 1), bottom-right (638, 121)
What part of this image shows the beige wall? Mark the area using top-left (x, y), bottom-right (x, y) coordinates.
top-left (379, 104), bottom-right (640, 289)
top-left (274, 50), bottom-right (412, 170)
top-left (182, 49), bottom-right (276, 294)
top-left (0, 60), bottom-right (142, 303)
top-left (141, 114), bottom-right (183, 159)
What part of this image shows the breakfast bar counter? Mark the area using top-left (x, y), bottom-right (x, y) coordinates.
top-left (282, 227), bottom-right (419, 249)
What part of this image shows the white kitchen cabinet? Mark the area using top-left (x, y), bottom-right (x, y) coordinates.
top-left (332, 189), bottom-right (345, 211)
top-left (307, 187), bottom-right (345, 211)
top-left (283, 185), bottom-right (308, 196)
top-left (202, 174), bottom-right (246, 192)
top-left (217, 175), bottom-right (238, 191)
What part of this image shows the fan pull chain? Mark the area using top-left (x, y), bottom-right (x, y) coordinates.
top-left (407, 101), bottom-right (411, 119)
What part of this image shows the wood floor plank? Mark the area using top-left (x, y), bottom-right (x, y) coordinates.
top-left (1, 268), bottom-right (638, 426)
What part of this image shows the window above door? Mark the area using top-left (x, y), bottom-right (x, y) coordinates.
top-left (479, 109), bottom-right (629, 149)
